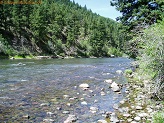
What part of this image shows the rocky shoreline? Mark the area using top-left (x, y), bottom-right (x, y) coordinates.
top-left (63, 71), bottom-right (163, 123)
top-left (112, 72), bottom-right (164, 123)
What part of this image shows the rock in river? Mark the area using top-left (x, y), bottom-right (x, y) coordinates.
top-left (43, 118), bottom-right (54, 122)
top-left (79, 83), bottom-right (89, 88)
top-left (90, 106), bottom-right (98, 113)
top-left (116, 70), bottom-right (123, 74)
top-left (110, 113), bottom-right (119, 123)
top-left (81, 101), bottom-right (88, 105)
top-left (104, 79), bottom-right (113, 84)
top-left (97, 119), bottom-right (108, 123)
top-left (64, 115), bottom-right (77, 123)
top-left (111, 82), bottom-right (120, 92)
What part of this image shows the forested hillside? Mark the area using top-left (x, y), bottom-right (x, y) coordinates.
top-left (0, 0), bottom-right (127, 58)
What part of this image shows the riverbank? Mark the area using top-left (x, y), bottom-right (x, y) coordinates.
top-left (113, 69), bottom-right (164, 123)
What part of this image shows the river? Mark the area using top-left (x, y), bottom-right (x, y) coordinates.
top-left (0, 57), bottom-right (132, 122)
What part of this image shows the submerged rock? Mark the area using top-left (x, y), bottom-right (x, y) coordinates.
top-left (43, 118), bottom-right (54, 122)
top-left (64, 115), bottom-right (77, 123)
top-left (116, 70), bottom-right (123, 74)
top-left (81, 101), bottom-right (88, 105)
top-left (100, 91), bottom-right (106, 96)
top-left (90, 106), bottom-right (98, 113)
top-left (47, 112), bottom-right (55, 116)
top-left (40, 103), bottom-right (50, 106)
top-left (113, 104), bottom-right (119, 110)
top-left (63, 95), bottom-right (70, 99)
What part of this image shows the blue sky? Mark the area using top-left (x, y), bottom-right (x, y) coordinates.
top-left (70, 0), bottom-right (121, 20)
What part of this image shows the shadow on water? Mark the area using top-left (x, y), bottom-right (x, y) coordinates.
top-left (0, 58), bottom-right (132, 122)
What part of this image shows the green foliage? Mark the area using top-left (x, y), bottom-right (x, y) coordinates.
top-left (137, 19), bottom-right (164, 99)
top-left (107, 47), bottom-right (123, 57)
top-left (111, 0), bottom-right (164, 31)
top-left (0, 34), bottom-right (14, 55)
top-left (124, 69), bottom-right (133, 75)
top-left (153, 111), bottom-right (164, 123)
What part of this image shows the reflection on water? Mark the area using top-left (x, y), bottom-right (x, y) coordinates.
top-left (0, 58), bottom-right (132, 122)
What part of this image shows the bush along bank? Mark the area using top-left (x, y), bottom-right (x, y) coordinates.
top-left (113, 66), bottom-right (164, 123)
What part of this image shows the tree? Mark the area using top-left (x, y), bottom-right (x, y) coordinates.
top-left (111, 0), bottom-right (164, 31)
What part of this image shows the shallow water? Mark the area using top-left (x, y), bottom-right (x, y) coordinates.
top-left (0, 58), bottom-right (132, 122)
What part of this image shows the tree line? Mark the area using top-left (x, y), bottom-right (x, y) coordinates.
top-left (0, 0), bottom-right (128, 58)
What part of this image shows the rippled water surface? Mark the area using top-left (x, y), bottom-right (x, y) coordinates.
top-left (0, 58), bottom-right (132, 122)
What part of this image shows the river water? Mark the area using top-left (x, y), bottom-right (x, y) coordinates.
top-left (0, 58), bottom-right (132, 123)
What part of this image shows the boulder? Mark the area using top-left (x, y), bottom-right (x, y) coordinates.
top-left (111, 82), bottom-right (120, 92)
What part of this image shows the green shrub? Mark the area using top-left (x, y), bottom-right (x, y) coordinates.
top-left (124, 69), bottom-right (133, 75)
top-left (137, 20), bottom-right (164, 100)
top-left (153, 111), bottom-right (164, 123)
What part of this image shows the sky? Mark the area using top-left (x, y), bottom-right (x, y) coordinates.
top-left (70, 0), bottom-right (121, 20)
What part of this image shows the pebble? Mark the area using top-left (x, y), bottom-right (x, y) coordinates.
top-left (47, 112), bottom-right (54, 116)
top-left (131, 111), bottom-right (136, 114)
top-left (104, 111), bottom-right (111, 118)
top-left (137, 112), bottom-right (148, 117)
top-left (127, 118), bottom-right (132, 122)
top-left (94, 100), bottom-right (98, 103)
top-left (56, 107), bottom-right (62, 110)
top-left (123, 113), bottom-right (131, 117)
top-left (146, 107), bottom-right (153, 113)
top-left (134, 116), bottom-right (141, 121)
top-left (131, 121), bottom-right (137, 123)
top-left (113, 104), bottom-right (119, 110)
top-left (40, 103), bottom-right (50, 106)
top-left (100, 91), bottom-right (106, 96)
top-left (66, 103), bottom-right (72, 106)
top-left (63, 95), bottom-right (70, 99)
top-left (63, 111), bottom-right (70, 114)
top-left (119, 100), bottom-right (125, 104)
top-left (110, 113), bottom-right (119, 123)
top-left (136, 106), bottom-right (143, 110)
top-left (22, 115), bottom-right (30, 119)
top-left (131, 105), bottom-right (135, 109)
